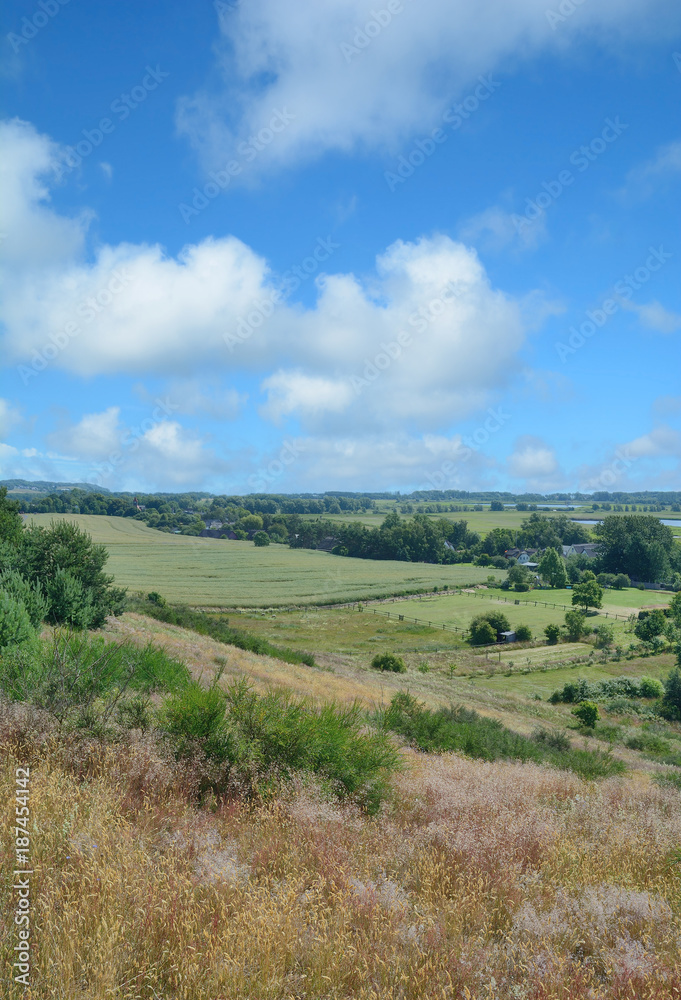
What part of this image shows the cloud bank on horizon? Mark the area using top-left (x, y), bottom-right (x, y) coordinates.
top-left (1, 0), bottom-right (680, 493)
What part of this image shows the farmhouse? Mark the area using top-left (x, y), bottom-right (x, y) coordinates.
top-left (561, 542), bottom-right (599, 558)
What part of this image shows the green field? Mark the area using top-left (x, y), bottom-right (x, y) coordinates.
top-left (25, 514), bottom-right (502, 606)
top-left (305, 508), bottom-right (594, 536)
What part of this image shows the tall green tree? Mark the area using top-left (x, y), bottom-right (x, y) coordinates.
top-left (593, 514), bottom-right (674, 581)
top-left (538, 547), bottom-right (568, 588)
top-left (571, 578), bottom-right (603, 613)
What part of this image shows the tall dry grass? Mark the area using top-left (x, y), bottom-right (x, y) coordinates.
top-left (1, 701), bottom-right (680, 1000)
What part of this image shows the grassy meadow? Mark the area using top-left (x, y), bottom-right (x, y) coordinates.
top-left (24, 514), bottom-right (502, 606)
top-left (3, 610), bottom-right (680, 998)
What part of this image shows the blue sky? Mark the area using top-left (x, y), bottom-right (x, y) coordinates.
top-left (1, 0), bottom-right (680, 495)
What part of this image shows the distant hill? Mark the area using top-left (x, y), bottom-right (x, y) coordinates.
top-left (1, 479), bottom-right (110, 501)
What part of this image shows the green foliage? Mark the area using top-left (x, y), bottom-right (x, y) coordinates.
top-left (659, 667), bottom-right (681, 721)
top-left (0, 594), bottom-right (35, 647)
top-left (371, 652), bottom-right (406, 673)
top-left (572, 700), bottom-right (599, 728)
top-left (594, 623), bottom-right (615, 649)
top-left (544, 623), bottom-right (561, 645)
top-left (2, 520), bottom-right (126, 629)
top-left (469, 619), bottom-right (497, 646)
top-left (564, 609), bottom-right (587, 641)
top-left (253, 531), bottom-right (270, 547)
top-left (614, 573), bottom-right (631, 589)
top-left (538, 547), bottom-right (568, 588)
top-left (571, 578), bottom-right (603, 613)
top-left (161, 679), bottom-right (402, 811)
top-left (147, 591), bottom-right (166, 606)
top-left (515, 624), bottom-right (532, 642)
top-left (0, 631), bottom-right (189, 726)
top-left (507, 564), bottom-right (533, 591)
top-left (0, 569), bottom-right (48, 627)
top-left (549, 676), bottom-right (663, 704)
top-left (635, 609), bottom-right (667, 642)
top-left (377, 692), bottom-right (624, 779)
top-left (0, 486), bottom-right (23, 545)
top-left (238, 514), bottom-right (264, 531)
top-left (594, 514), bottom-right (674, 582)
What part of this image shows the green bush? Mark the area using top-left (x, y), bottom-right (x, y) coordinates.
top-left (659, 667), bottom-right (681, 721)
top-left (377, 693), bottom-right (624, 779)
top-left (147, 591), bottom-right (166, 606)
top-left (371, 652), bottom-right (407, 673)
top-left (0, 570), bottom-right (48, 627)
top-left (572, 700), bottom-right (599, 728)
top-left (253, 531), bottom-right (270, 547)
top-left (160, 679), bottom-right (402, 811)
top-left (0, 595), bottom-right (35, 648)
top-left (470, 620), bottom-right (497, 645)
top-left (639, 676), bottom-right (664, 699)
top-left (545, 624), bottom-right (561, 645)
top-left (564, 609), bottom-right (587, 641)
top-left (0, 631), bottom-right (189, 726)
top-left (515, 624), bottom-right (532, 642)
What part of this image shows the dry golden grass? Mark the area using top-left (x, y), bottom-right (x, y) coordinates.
top-left (1, 713), bottom-right (680, 1000)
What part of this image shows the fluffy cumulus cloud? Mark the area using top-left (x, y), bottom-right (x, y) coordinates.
top-left (507, 434), bottom-right (562, 487)
top-left (176, 0), bottom-right (677, 173)
top-left (1, 119), bottom-right (532, 440)
top-left (45, 406), bottom-right (232, 490)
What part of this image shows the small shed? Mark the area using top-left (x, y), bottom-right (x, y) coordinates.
top-left (499, 631), bottom-right (516, 643)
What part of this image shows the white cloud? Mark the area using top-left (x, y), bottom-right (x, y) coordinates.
top-left (507, 434), bottom-right (561, 484)
top-left (620, 139), bottom-right (681, 199)
top-left (0, 399), bottom-right (22, 438)
top-left (623, 299), bottom-right (681, 335)
top-left (176, 0), bottom-right (678, 174)
top-left (459, 204), bottom-right (547, 252)
top-left (0, 119), bottom-right (90, 268)
top-left (0, 121), bottom-right (538, 435)
top-left (625, 425), bottom-right (681, 459)
top-left (260, 371), bottom-right (355, 423)
top-left (48, 407), bottom-right (121, 459)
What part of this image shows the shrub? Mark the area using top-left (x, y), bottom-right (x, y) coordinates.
top-left (469, 620), bottom-right (497, 645)
top-left (614, 573), bottom-right (631, 589)
top-left (639, 676), bottom-right (664, 698)
top-left (572, 701), bottom-right (599, 728)
top-left (594, 623), bottom-right (615, 650)
top-left (253, 531), bottom-right (270, 547)
top-left (46, 568), bottom-right (96, 629)
top-left (0, 570), bottom-right (48, 627)
top-left (371, 652), bottom-right (406, 673)
top-left (378, 693), bottom-right (624, 779)
top-left (0, 631), bottom-right (189, 726)
top-left (564, 609), bottom-right (587, 641)
top-left (160, 679), bottom-right (402, 811)
top-left (659, 667), bottom-right (681, 721)
top-left (545, 624), bottom-right (561, 645)
top-left (515, 624), bottom-right (532, 642)
top-left (147, 591), bottom-right (166, 606)
top-left (0, 595), bottom-right (35, 648)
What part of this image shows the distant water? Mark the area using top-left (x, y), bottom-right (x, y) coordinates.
top-left (571, 518), bottom-right (680, 527)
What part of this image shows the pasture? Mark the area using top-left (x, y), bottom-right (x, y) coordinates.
top-left (24, 513), bottom-right (502, 606)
